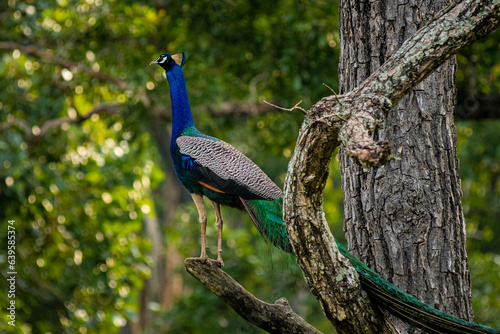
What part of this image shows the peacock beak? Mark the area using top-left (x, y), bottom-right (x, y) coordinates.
top-left (149, 59), bottom-right (158, 65)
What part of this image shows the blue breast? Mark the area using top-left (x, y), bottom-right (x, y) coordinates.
top-left (164, 64), bottom-right (243, 208)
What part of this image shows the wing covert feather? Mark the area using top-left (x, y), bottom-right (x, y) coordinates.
top-left (177, 136), bottom-right (282, 200)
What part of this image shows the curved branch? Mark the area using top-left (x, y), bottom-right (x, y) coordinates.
top-left (184, 259), bottom-right (322, 334)
top-left (284, 118), bottom-right (396, 334)
top-left (284, 0), bottom-right (500, 333)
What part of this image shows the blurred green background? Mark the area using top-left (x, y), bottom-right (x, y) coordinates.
top-left (0, 1), bottom-right (498, 333)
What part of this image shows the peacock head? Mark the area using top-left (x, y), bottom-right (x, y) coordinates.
top-left (150, 52), bottom-right (186, 71)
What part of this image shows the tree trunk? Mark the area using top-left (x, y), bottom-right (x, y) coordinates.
top-left (339, 0), bottom-right (473, 332)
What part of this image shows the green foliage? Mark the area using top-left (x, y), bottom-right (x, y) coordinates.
top-left (456, 121), bottom-right (500, 328)
top-left (0, 1), bottom-right (160, 332)
top-left (457, 121), bottom-right (500, 254)
top-left (456, 28), bottom-right (500, 96)
top-left (469, 252), bottom-right (500, 329)
top-left (0, 89), bottom-right (156, 332)
top-left (0, 122), bottom-right (155, 332)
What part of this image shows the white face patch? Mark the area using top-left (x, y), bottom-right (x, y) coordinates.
top-left (159, 56), bottom-right (168, 63)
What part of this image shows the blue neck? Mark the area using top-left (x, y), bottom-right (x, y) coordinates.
top-left (166, 64), bottom-right (194, 140)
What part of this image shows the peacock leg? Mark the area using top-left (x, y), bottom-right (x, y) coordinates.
top-left (190, 193), bottom-right (208, 262)
top-left (210, 200), bottom-right (224, 268)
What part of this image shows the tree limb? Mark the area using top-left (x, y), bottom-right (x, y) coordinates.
top-left (284, 0), bottom-right (500, 333)
top-left (184, 259), bottom-right (322, 334)
top-left (283, 117), bottom-right (396, 334)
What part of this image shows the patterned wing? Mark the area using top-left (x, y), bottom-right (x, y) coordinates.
top-left (176, 136), bottom-right (282, 200)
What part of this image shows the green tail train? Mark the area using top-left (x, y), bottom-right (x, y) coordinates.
top-left (244, 197), bottom-right (500, 334)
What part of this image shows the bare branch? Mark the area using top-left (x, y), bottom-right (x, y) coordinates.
top-left (262, 100), bottom-right (307, 115)
top-left (0, 41), bottom-right (127, 89)
top-left (184, 259), bottom-right (322, 334)
top-left (322, 83), bottom-right (342, 105)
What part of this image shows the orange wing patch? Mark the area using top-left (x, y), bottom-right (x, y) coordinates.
top-left (198, 181), bottom-right (225, 193)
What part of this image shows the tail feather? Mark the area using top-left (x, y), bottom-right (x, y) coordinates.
top-left (240, 197), bottom-right (293, 254)
top-left (243, 197), bottom-right (500, 334)
top-left (336, 243), bottom-right (500, 334)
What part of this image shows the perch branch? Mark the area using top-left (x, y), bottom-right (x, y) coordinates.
top-left (184, 259), bottom-right (322, 334)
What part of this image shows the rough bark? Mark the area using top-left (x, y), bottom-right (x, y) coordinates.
top-left (331, 0), bottom-right (500, 168)
top-left (339, 1), bottom-right (473, 333)
top-left (184, 259), bottom-right (322, 334)
top-left (284, 118), bottom-right (397, 333)
top-left (283, 0), bottom-right (500, 333)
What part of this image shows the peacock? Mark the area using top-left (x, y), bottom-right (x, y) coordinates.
top-left (150, 52), bottom-right (500, 334)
